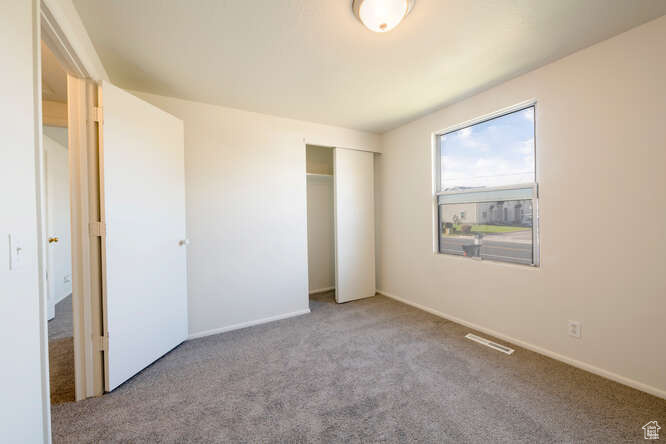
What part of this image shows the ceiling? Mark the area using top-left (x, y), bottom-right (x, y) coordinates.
top-left (73, 0), bottom-right (666, 133)
top-left (41, 40), bottom-right (68, 103)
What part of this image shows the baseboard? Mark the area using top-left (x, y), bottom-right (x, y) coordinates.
top-left (309, 286), bottom-right (335, 295)
top-left (376, 290), bottom-right (666, 400)
top-left (187, 308), bottom-right (311, 340)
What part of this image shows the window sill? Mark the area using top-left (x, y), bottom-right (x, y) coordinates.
top-left (432, 251), bottom-right (541, 270)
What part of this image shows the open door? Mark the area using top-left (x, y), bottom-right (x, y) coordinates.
top-left (99, 81), bottom-right (188, 391)
top-left (334, 148), bottom-right (376, 303)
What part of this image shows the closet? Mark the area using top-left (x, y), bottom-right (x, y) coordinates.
top-left (306, 145), bottom-right (375, 303)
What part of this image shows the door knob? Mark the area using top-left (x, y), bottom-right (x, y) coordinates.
top-left (179, 239), bottom-right (190, 246)
top-left (48, 237), bottom-right (59, 244)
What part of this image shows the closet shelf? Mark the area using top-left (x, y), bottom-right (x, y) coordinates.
top-left (306, 173), bottom-right (333, 177)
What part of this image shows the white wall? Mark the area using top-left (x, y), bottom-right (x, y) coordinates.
top-left (133, 92), bottom-right (379, 337)
top-left (376, 16), bottom-right (666, 398)
top-left (0, 1), bottom-right (47, 442)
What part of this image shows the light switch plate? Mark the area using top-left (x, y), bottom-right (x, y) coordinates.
top-left (9, 234), bottom-right (25, 270)
top-left (568, 320), bottom-right (582, 339)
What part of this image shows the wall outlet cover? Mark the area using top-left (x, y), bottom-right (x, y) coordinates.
top-left (568, 320), bottom-right (582, 338)
top-left (9, 234), bottom-right (25, 271)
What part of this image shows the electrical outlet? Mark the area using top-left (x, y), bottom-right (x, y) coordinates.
top-left (568, 320), bottom-right (582, 339)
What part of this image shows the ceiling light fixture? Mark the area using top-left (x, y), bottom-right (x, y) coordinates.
top-left (352, 0), bottom-right (415, 33)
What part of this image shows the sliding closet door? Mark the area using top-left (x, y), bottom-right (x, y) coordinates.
top-left (100, 81), bottom-right (188, 391)
top-left (334, 148), bottom-right (375, 303)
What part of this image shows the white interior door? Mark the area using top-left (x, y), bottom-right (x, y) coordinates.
top-left (334, 148), bottom-right (375, 303)
top-left (44, 131), bottom-right (72, 319)
top-left (100, 81), bottom-right (188, 391)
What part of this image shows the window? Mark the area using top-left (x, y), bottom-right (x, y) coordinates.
top-left (436, 105), bottom-right (538, 266)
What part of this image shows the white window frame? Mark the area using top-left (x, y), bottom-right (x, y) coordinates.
top-left (432, 100), bottom-right (540, 266)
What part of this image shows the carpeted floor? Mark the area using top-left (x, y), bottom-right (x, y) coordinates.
top-left (49, 337), bottom-right (76, 404)
top-left (48, 295), bottom-right (75, 404)
top-left (51, 292), bottom-right (664, 443)
top-left (49, 294), bottom-right (73, 340)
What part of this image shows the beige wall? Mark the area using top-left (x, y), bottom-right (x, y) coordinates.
top-left (133, 92), bottom-right (379, 338)
top-left (376, 16), bottom-right (666, 397)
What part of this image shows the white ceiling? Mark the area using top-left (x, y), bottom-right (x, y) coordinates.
top-left (73, 0), bottom-right (666, 133)
top-left (41, 40), bottom-right (67, 103)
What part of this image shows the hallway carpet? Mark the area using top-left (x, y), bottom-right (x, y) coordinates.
top-left (49, 337), bottom-right (75, 404)
top-left (49, 295), bottom-right (75, 404)
top-left (48, 294), bottom-right (73, 340)
top-left (51, 292), bottom-right (665, 442)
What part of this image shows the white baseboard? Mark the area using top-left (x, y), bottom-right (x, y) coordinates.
top-left (187, 308), bottom-right (311, 340)
top-left (376, 290), bottom-right (666, 400)
top-left (309, 286), bottom-right (335, 295)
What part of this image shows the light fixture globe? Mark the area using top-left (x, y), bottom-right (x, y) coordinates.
top-left (352, 0), bottom-right (415, 33)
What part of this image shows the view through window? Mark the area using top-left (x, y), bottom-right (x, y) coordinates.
top-left (437, 106), bottom-right (538, 265)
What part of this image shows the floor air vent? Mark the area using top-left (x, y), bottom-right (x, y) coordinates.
top-left (465, 333), bottom-right (515, 355)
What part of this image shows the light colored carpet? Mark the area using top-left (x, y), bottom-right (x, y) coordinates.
top-left (52, 292), bottom-right (665, 442)
top-left (48, 294), bottom-right (73, 340)
top-left (48, 294), bottom-right (75, 404)
top-left (49, 337), bottom-right (75, 404)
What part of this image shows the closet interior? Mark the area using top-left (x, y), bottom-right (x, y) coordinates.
top-left (305, 145), bottom-right (376, 304)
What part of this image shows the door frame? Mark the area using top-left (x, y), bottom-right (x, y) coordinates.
top-left (35, 0), bottom-right (108, 440)
top-left (66, 74), bottom-right (105, 400)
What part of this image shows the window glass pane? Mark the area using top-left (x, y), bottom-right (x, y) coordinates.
top-left (437, 185), bottom-right (535, 205)
top-left (439, 199), bottom-right (533, 265)
top-left (440, 107), bottom-right (535, 190)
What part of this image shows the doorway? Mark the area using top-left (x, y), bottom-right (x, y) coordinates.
top-left (306, 145), bottom-right (336, 305)
top-left (42, 38), bottom-right (75, 404)
top-left (305, 144), bottom-right (376, 306)
top-left (39, 17), bottom-right (190, 410)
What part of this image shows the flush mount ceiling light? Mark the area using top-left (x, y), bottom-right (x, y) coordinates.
top-left (352, 0), bottom-right (415, 33)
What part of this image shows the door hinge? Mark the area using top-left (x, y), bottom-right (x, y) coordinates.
top-left (89, 106), bottom-right (103, 124)
top-left (96, 334), bottom-right (109, 352)
top-left (89, 221), bottom-right (106, 237)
